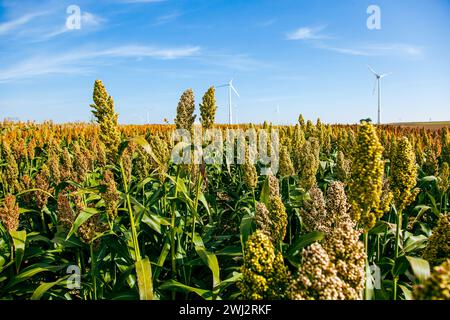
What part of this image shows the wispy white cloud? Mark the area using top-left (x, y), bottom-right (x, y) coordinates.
top-left (101, 45), bottom-right (200, 59)
top-left (286, 26), bottom-right (328, 40)
top-left (80, 12), bottom-right (105, 27)
top-left (257, 18), bottom-right (277, 27)
top-left (285, 25), bottom-right (422, 58)
top-left (0, 11), bottom-right (48, 35)
top-left (314, 43), bottom-right (367, 56)
top-left (365, 43), bottom-right (423, 57)
top-left (0, 45), bottom-right (201, 83)
top-left (197, 53), bottom-right (268, 71)
top-left (315, 42), bottom-right (423, 57)
top-left (153, 11), bottom-right (182, 25)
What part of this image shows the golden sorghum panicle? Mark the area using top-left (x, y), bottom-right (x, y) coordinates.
top-left (347, 129), bottom-right (356, 152)
top-left (390, 137), bottom-right (419, 211)
top-left (78, 215), bottom-right (99, 244)
top-left (255, 176), bottom-right (286, 244)
top-left (267, 174), bottom-right (280, 197)
top-left (1, 144), bottom-right (21, 193)
top-left (385, 135), bottom-right (397, 161)
top-left (289, 242), bottom-right (347, 300)
top-left (279, 146), bottom-right (295, 177)
top-left (91, 137), bottom-right (107, 168)
top-left (380, 179), bottom-right (394, 214)
top-left (35, 164), bottom-right (51, 210)
top-left (323, 220), bottom-right (366, 300)
top-left (20, 175), bottom-right (33, 205)
top-left (413, 259), bottom-right (450, 300)
top-left (135, 147), bottom-right (150, 182)
top-left (437, 162), bottom-right (450, 195)
top-left (348, 122), bottom-right (384, 230)
top-left (335, 151), bottom-right (351, 183)
top-left (305, 120), bottom-right (316, 139)
top-left (57, 189), bottom-right (75, 230)
top-left (238, 231), bottom-right (289, 300)
top-left (300, 186), bottom-right (330, 233)
top-left (298, 138), bottom-right (320, 191)
top-left (322, 125), bottom-right (332, 156)
top-left (47, 149), bottom-right (61, 185)
top-left (199, 86), bottom-right (217, 129)
top-left (326, 181), bottom-right (351, 226)
top-left (336, 129), bottom-right (348, 154)
top-left (255, 202), bottom-right (272, 239)
top-left (298, 114), bottom-right (305, 128)
top-left (73, 141), bottom-right (91, 183)
top-left (316, 118), bottom-right (323, 143)
top-left (175, 88), bottom-right (196, 131)
top-left (242, 150), bottom-right (258, 190)
top-left (0, 194), bottom-right (20, 232)
top-left (11, 136), bottom-right (27, 162)
top-left (102, 170), bottom-right (120, 219)
top-left (441, 128), bottom-right (450, 165)
top-left (121, 142), bottom-right (136, 185)
top-left (422, 146), bottom-right (439, 176)
top-left (27, 138), bottom-right (36, 160)
top-left (297, 180), bottom-right (365, 299)
top-left (422, 213), bottom-right (450, 266)
top-left (279, 130), bottom-right (290, 155)
top-left (414, 138), bottom-right (424, 167)
top-left (90, 80), bottom-right (121, 163)
top-left (60, 147), bottom-right (73, 182)
top-left (149, 133), bottom-right (171, 183)
top-left (291, 125), bottom-right (306, 173)
top-left (267, 195), bottom-right (288, 244)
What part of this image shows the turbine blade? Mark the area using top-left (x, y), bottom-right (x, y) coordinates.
top-left (216, 84), bottom-right (228, 88)
top-left (230, 84), bottom-right (240, 97)
top-left (368, 65), bottom-right (379, 76)
top-left (380, 72), bottom-right (392, 78)
top-left (372, 78), bottom-right (377, 95)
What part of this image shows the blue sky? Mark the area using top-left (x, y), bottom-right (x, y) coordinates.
top-left (0, 0), bottom-right (449, 124)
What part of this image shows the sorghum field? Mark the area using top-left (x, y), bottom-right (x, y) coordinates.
top-left (0, 80), bottom-right (449, 300)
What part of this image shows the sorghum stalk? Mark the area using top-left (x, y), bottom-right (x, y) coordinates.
top-left (90, 243), bottom-right (97, 300)
top-left (119, 159), bottom-right (141, 261)
top-left (170, 165), bottom-right (181, 299)
top-left (364, 232), bottom-right (370, 300)
top-left (393, 206), bottom-right (401, 300)
top-left (191, 173), bottom-right (203, 250)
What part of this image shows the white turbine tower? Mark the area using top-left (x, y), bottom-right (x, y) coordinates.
top-left (368, 65), bottom-right (391, 125)
top-left (276, 105), bottom-right (280, 125)
top-left (217, 79), bottom-right (240, 124)
top-left (144, 107), bottom-right (153, 124)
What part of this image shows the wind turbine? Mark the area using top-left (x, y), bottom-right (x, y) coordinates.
top-left (368, 65), bottom-right (391, 125)
top-left (217, 79), bottom-right (240, 124)
top-left (144, 107), bottom-right (153, 124)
